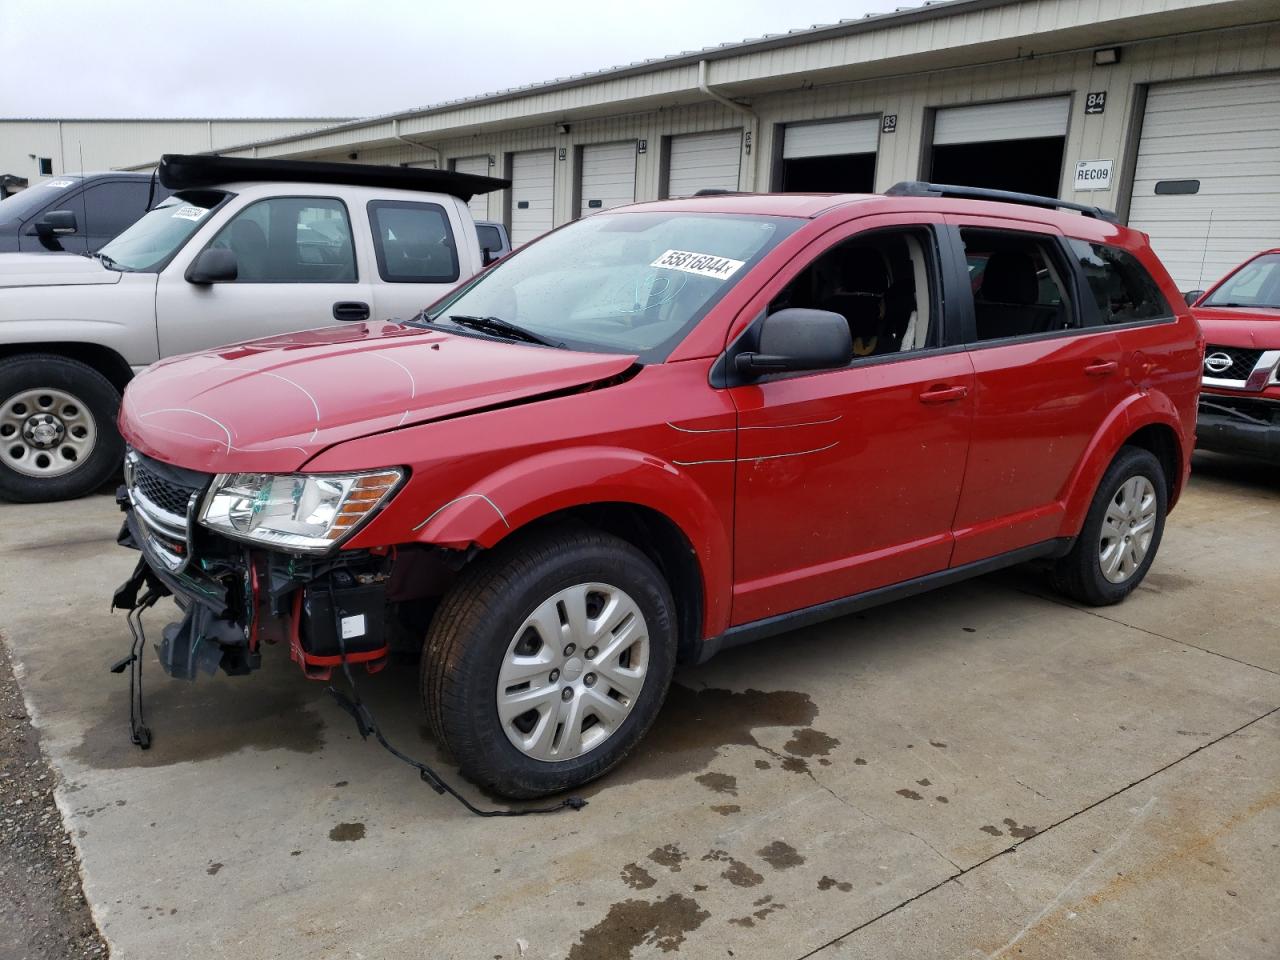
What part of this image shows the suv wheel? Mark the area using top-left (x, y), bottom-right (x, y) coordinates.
top-left (422, 525), bottom-right (677, 799)
top-left (1050, 445), bottom-right (1167, 606)
top-left (0, 354), bottom-right (123, 503)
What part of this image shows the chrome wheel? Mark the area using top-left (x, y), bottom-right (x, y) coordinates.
top-left (1098, 475), bottom-right (1157, 583)
top-left (496, 582), bottom-right (650, 763)
top-left (0, 387), bottom-right (97, 479)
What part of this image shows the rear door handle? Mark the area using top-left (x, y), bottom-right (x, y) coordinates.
top-left (1085, 360), bottom-right (1118, 377)
top-left (333, 301), bottom-right (370, 322)
top-left (919, 384), bottom-right (969, 405)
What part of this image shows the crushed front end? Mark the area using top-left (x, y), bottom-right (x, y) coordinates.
top-left (115, 449), bottom-right (415, 682)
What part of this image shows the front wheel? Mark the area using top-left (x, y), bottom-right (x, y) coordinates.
top-left (421, 525), bottom-right (677, 799)
top-left (0, 354), bottom-right (124, 503)
top-left (1050, 445), bottom-right (1167, 606)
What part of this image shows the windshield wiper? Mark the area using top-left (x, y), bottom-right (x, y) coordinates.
top-left (446, 314), bottom-right (564, 348)
top-left (88, 251), bottom-right (124, 272)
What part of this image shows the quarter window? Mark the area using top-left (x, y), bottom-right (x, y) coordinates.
top-left (1069, 240), bottom-right (1172, 324)
top-left (962, 229), bottom-right (1074, 341)
top-left (368, 200), bottom-right (458, 283)
top-left (207, 197), bottom-right (356, 283)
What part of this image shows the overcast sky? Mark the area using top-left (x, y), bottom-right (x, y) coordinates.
top-left (0, 0), bottom-right (905, 120)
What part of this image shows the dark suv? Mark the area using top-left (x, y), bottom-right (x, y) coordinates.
top-left (0, 172), bottom-right (169, 254)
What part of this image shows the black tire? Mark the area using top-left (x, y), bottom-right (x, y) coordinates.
top-left (422, 524), bottom-right (677, 799)
top-left (1050, 446), bottom-right (1167, 606)
top-left (0, 354), bottom-right (124, 503)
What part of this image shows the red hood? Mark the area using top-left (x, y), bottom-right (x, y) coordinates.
top-left (121, 321), bottom-right (636, 473)
top-left (1192, 306), bottom-right (1280, 350)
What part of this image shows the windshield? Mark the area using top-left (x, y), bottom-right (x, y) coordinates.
top-left (0, 178), bottom-right (82, 224)
top-left (97, 189), bottom-right (230, 272)
top-left (419, 211), bottom-right (801, 362)
top-left (1203, 253), bottom-right (1280, 310)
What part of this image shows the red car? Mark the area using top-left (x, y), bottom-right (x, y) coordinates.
top-left (114, 178), bottom-right (1201, 798)
top-left (1188, 249), bottom-right (1280, 463)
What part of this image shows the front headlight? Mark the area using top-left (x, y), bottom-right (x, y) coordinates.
top-left (199, 469), bottom-right (403, 553)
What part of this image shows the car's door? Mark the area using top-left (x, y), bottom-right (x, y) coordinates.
top-left (155, 194), bottom-right (374, 356)
top-left (942, 216), bottom-right (1124, 566)
top-left (365, 198), bottom-right (473, 322)
top-left (727, 214), bottom-right (975, 625)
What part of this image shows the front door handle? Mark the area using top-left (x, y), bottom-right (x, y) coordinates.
top-left (333, 301), bottom-right (370, 322)
top-left (919, 384), bottom-right (969, 405)
top-left (1085, 360), bottom-right (1118, 377)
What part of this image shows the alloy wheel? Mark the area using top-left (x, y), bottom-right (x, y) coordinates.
top-left (1098, 475), bottom-right (1157, 583)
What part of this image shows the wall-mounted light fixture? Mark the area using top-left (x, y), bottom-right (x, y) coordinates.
top-left (556, 123), bottom-right (571, 135)
top-left (1093, 47), bottom-right (1120, 66)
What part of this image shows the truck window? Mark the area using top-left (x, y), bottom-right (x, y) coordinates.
top-left (1068, 240), bottom-right (1172, 325)
top-left (80, 180), bottom-right (153, 240)
top-left (367, 200), bottom-right (459, 283)
top-left (208, 197), bottom-right (356, 283)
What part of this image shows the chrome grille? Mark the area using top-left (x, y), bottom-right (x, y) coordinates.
top-left (124, 450), bottom-right (211, 572)
top-left (1203, 346), bottom-right (1263, 382)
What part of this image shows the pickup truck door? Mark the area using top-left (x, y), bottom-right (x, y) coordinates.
top-left (154, 194), bottom-right (374, 356)
top-left (727, 214), bottom-right (974, 625)
top-left (364, 197), bottom-right (480, 323)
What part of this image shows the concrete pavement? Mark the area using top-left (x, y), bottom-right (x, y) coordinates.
top-left (0, 452), bottom-right (1276, 959)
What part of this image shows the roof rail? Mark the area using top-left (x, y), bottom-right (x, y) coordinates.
top-left (884, 181), bottom-right (1119, 223)
top-left (158, 153), bottom-right (510, 202)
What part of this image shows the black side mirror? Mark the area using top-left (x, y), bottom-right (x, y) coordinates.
top-left (1183, 290), bottom-right (1205, 306)
top-left (186, 248), bottom-right (238, 284)
top-left (34, 210), bottom-right (78, 238)
top-left (736, 308), bottom-right (853, 378)
top-left (481, 247), bottom-right (499, 266)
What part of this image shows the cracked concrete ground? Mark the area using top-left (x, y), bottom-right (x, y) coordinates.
top-left (0, 451), bottom-right (1276, 960)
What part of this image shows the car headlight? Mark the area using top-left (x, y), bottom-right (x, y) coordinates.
top-left (199, 469), bottom-right (403, 553)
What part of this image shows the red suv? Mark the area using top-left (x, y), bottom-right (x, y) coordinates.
top-left (114, 181), bottom-right (1202, 798)
top-left (1188, 249), bottom-right (1280, 462)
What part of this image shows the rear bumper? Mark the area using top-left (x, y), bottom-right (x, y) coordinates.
top-left (1196, 397), bottom-right (1280, 463)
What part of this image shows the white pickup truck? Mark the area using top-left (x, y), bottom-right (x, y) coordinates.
top-left (0, 154), bottom-right (508, 502)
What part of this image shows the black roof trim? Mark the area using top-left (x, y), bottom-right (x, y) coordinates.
top-left (158, 154), bottom-right (510, 202)
top-left (885, 181), bottom-right (1119, 223)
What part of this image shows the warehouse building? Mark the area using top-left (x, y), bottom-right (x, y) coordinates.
top-left (0, 117), bottom-right (347, 197)
top-left (169, 0), bottom-right (1276, 288)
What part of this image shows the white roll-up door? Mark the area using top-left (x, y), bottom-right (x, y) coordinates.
top-left (933, 97), bottom-right (1071, 145)
top-left (509, 150), bottom-right (555, 247)
top-left (452, 155), bottom-right (490, 221)
top-left (1127, 73), bottom-right (1280, 290)
top-left (579, 142), bottom-right (636, 217)
top-left (666, 130), bottom-right (742, 198)
top-left (782, 118), bottom-right (880, 159)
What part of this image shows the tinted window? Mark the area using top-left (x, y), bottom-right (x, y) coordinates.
top-left (1203, 253), bottom-right (1280, 309)
top-left (476, 224), bottom-right (504, 254)
top-left (962, 229), bottom-right (1074, 341)
top-left (0, 177), bottom-right (81, 225)
top-left (368, 201), bottom-right (458, 283)
top-left (770, 228), bottom-right (939, 358)
top-left (80, 181), bottom-right (152, 239)
top-left (208, 197), bottom-right (356, 283)
top-left (1069, 240), bottom-right (1172, 324)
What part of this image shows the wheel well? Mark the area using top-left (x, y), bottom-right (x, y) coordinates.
top-left (1124, 423), bottom-right (1181, 504)
top-left (0, 343), bottom-right (134, 393)
top-left (523, 503), bottom-right (706, 663)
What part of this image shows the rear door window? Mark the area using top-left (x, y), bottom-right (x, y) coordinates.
top-left (1068, 240), bottom-right (1172, 325)
top-left (368, 200), bottom-right (459, 283)
top-left (961, 228), bottom-right (1076, 341)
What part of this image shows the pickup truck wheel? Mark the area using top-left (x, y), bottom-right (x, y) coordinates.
top-left (422, 525), bottom-right (677, 799)
top-left (0, 354), bottom-right (123, 503)
top-left (1050, 446), bottom-right (1167, 606)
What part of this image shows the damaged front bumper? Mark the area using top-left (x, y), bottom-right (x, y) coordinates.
top-left (1196, 395), bottom-right (1280, 463)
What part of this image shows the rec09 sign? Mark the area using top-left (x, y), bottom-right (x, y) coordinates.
top-left (1073, 159), bottom-right (1113, 192)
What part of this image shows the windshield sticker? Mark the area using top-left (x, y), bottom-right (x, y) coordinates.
top-left (171, 205), bottom-right (208, 222)
top-left (650, 249), bottom-right (746, 281)
top-left (44, 179), bottom-right (75, 189)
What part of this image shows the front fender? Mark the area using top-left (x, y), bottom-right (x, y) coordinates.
top-left (403, 446), bottom-right (733, 638)
top-left (1060, 389), bottom-right (1185, 534)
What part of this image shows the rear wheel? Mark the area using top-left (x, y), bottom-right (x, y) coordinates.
top-left (422, 525), bottom-right (677, 799)
top-left (0, 354), bottom-right (123, 503)
top-left (1050, 446), bottom-right (1167, 606)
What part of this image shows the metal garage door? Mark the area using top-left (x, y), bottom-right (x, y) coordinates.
top-left (933, 96), bottom-right (1070, 144)
top-left (666, 130), bottom-right (741, 198)
top-left (579, 141), bottom-right (636, 217)
top-left (1128, 73), bottom-right (1280, 291)
top-left (509, 150), bottom-right (555, 247)
top-left (782, 117), bottom-right (880, 158)
top-left (452, 155), bottom-right (490, 221)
